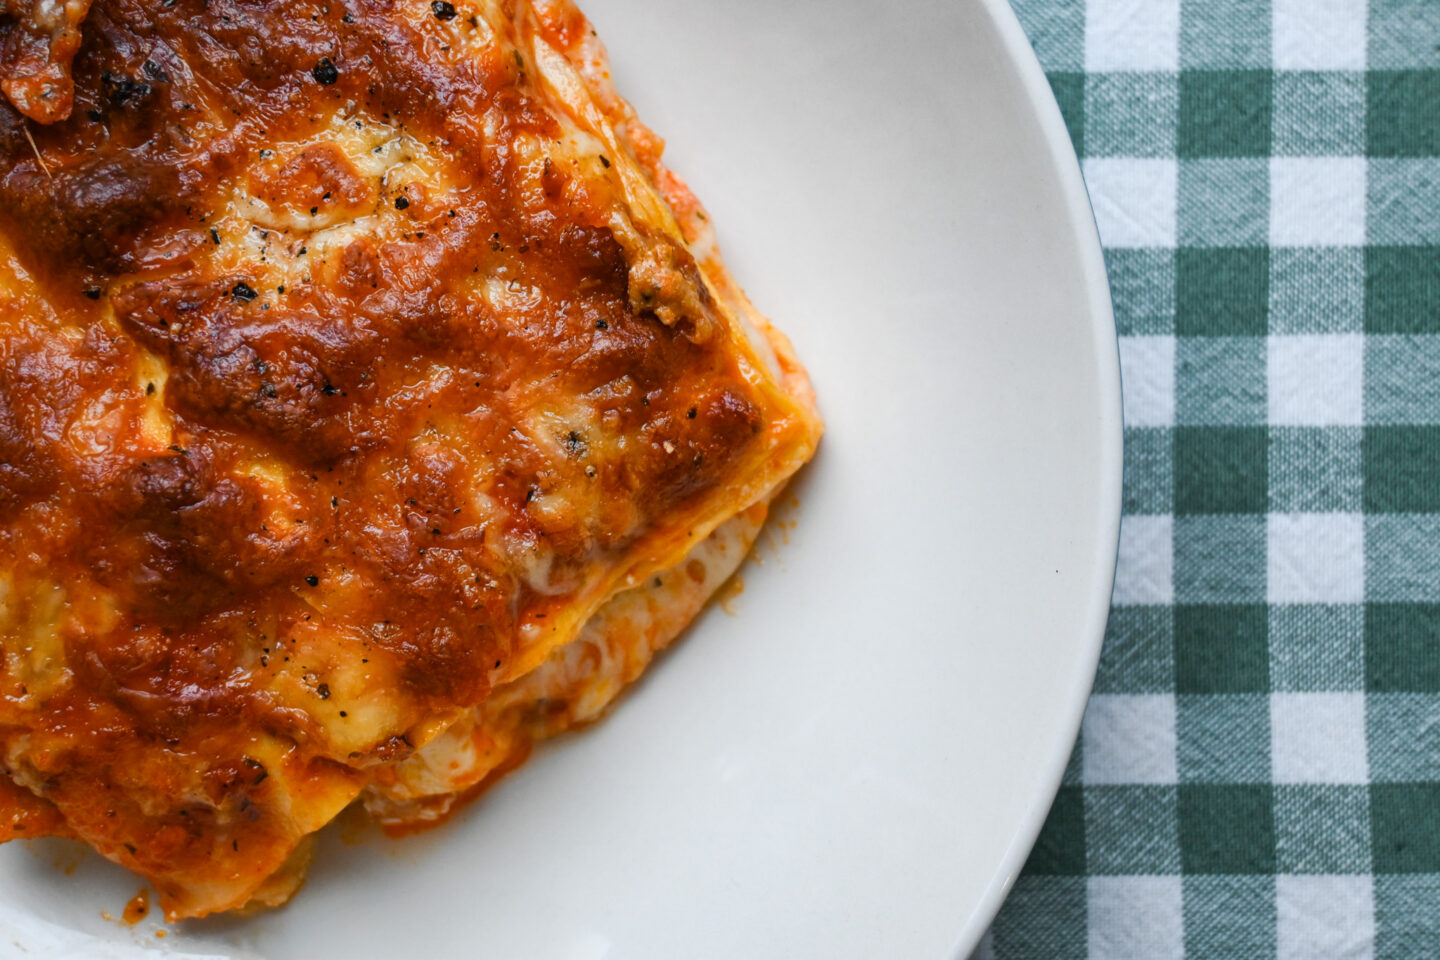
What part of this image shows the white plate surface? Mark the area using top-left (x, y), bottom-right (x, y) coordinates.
top-left (0, 1), bottom-right (1120, 957)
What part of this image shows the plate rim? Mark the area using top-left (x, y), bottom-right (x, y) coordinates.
top-left (948, 1), bottom-right (1122, 955)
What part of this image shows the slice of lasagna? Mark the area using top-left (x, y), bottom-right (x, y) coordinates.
top-left (0, 0), bottom-right (821, 919)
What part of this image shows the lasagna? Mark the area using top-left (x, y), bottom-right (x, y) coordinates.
top-left (0, 0), bottom-right (821, 919)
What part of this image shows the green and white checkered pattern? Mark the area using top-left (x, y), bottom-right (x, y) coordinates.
top-left (978, 1), bottom-right (1440, 957)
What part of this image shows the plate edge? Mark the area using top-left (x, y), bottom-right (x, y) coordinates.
top-left (946, 1), bottom-right (1123, 956)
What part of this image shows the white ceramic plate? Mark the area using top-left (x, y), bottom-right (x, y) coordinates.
top-left (0, 1), bottom-right (1119, 956)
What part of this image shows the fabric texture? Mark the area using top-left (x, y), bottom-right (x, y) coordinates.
top-left (977, 1), bottom-right (1440, 957)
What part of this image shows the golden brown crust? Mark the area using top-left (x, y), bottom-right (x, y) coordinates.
top-left (0, 0), bottom-right (92, 123)
top-left (0, 0), bottom-right (820, 918)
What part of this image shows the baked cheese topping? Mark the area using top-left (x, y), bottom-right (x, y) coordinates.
top-left (0, 0), bottom-right (820, 919)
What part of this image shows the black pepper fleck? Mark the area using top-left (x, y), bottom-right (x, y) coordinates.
top-left (231, 281), bottom-right (258, 302)
top-left (431, 0), bottom-right (457, 19)
top-left (305, 575), bottom-right (319, 587)
top-left (394, 196), bottom-right (410, 210)
top-left (312, 58), bottom-right (339, 85)
top-left (101, 72), bottom-right (152, 110)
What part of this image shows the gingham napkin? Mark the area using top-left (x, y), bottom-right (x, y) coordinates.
top-left (975, 1), bottom-right (1440, 957)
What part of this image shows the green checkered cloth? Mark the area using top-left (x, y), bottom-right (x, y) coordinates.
top-left (974, 1), bottom-right (1440, 957)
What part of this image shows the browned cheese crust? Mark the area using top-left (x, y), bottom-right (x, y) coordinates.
top-left (0, 0), bottom-right (820, 919)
